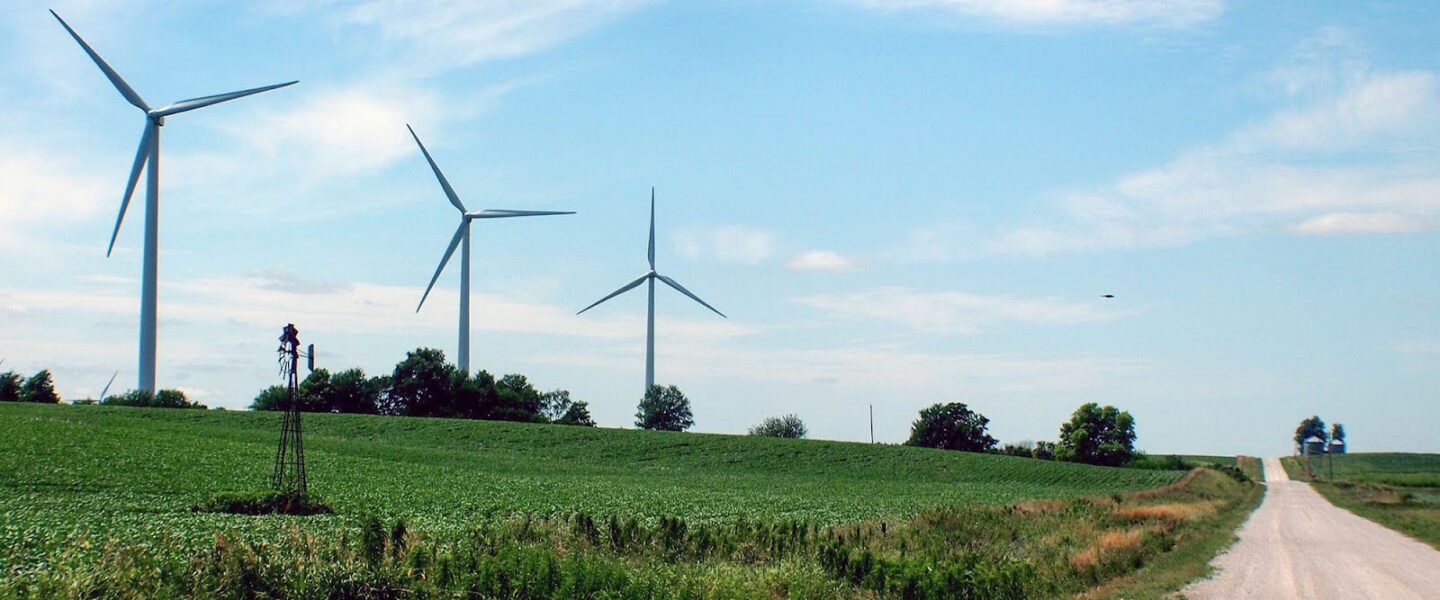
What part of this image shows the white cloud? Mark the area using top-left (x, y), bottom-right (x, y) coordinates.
top-left (1289, 212), bottom-right (1433, 236)
top-left (975, 37), bottom-right (1440, 258)
top-left (787, 250), bottom-right (858, 272)
top-left (848, 0), bottom-right (1223, 28)
top-left (287, 0), bottom-right (656, 72)
top-left (673, 226), bottom-right (777, 265)
top-left (794, 287), bottom-right (1120, 334)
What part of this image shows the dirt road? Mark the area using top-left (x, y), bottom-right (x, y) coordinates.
top-left (1181, 457), bottom-right (1440, 599)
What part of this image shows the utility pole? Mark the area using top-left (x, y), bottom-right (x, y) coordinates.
top-left (869, 404), bottom-right (874, 444)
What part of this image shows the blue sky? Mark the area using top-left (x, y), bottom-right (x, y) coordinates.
top-left (2, 0), bottom-right (1438, 456)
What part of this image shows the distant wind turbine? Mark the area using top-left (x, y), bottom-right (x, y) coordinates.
top-left (577, 189), bottom-right (726, 393)
top-left (408, 125), bottom-right (575, 373)
top-left (51, 10), bottom-right (297, 393)
top-left (98, 372), bottom-right (118, 403)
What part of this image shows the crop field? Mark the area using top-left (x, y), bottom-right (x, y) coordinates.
top-left (1, 403), bottom-right (1238, 598)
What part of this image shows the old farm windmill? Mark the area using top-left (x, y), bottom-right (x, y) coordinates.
top-left (273, 323), bottom-right (314, 495)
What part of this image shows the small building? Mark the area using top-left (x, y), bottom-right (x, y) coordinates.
top-left (1329, 438), bottom-right (1346, 455)
top-left (1302, 435), bottom-right (1327, 455)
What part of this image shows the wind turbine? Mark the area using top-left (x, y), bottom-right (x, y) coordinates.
top-left (98, 372), bottom-right (118, 403)
top-left (51, 10), bottom-right (297, 393)
top-left (408, 125), bottom-right (575, 373)
top-left (577, 189), bottom-right (726, 393)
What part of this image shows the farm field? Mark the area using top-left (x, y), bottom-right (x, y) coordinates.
top-left (1283, 453), bottom-right (1440, 550)
top-left (1, 403), bottom-right (1256, 598)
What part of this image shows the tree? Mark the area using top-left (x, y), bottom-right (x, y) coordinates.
top-left (905, 402), bottom-right (997, 452)
top-left (556, 401), bottom-right (596, 427)
top-left (636, 385), bottom-right (693, 431)
top-left (1032, 441), bottom-right (1057, 461)
top-left (250, 385), bottom-right (288, 411)
top-left (387, 348), bottom-right (456, 417)
top-left (493, 374), bottom-right (546, 423)
top-left (20, 370), bottom-right (60, 404)
top-left (0, 371), bottom-right (21, 402)
top-left (749, 414), bottom-right (808, 439)
top-left (540, 390), bottom-right (595, 426)
top-left (1294, 416), bottom-right (1327, 452)
top-left (1331, 423), bottom-right (1345, 443)
top-left (299, 368), bottom-right (335, 412)
top-left (1056, 403), bottom-right (1136, 467)
top-left (328, 368), bottom-right (381, 415)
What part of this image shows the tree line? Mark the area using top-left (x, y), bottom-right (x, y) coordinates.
top-left (0, 369), bottom-right (60, 404)
top-left (904, 401), bottom-right (1140, 468)
top-left (250, 348), bottom-right (597, 427)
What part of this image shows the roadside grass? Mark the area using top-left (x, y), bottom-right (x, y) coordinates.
top-left (0, 403), bottom-right (1259, 598)
top-left (1282, 454), bottom-right (1440, 551)
top-left (1081, 464), bottom-right (1265, 600)
top-left (1235, 456), bottom-right (1263, 482)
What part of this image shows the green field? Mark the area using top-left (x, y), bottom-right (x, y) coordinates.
top-left (1284, 453), bottom-right (1440, 550)
top-left (2, 403), bottom-right (1250, 598)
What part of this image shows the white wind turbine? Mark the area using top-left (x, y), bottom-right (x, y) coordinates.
top-left (52, 10), bottom-right (297, 393)
top-left (409, 125), bottom-right (575, 373)
top-left (98, 371), bottom-right (118, 403)
top-left (577, 189), bottom-right (726, 393)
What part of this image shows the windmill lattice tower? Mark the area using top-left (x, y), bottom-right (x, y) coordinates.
top-left (272, 324), bottom-right (309, 495)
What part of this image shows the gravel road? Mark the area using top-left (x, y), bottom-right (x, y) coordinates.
top-left (1181, 457), bottom-right (1440, 599)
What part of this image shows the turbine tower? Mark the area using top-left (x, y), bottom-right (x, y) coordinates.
top-left (52, 11), bottom-right (296, 393)
top-left (578, 189), bottom-right (726, 393)
top-left (409, 125), bottom-right (575, 373)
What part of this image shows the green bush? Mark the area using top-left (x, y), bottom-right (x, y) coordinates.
top-left (193, 491), bottom-right (333, 516)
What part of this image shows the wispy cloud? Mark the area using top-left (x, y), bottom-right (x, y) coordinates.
top-left (276, 0), bottom-right (657, 73)
top-left (971, 31), bottom-right (1440, 258)
top-left (787, 250), bottom-right (858, 272)
top-left (794, 287), bottom-right (1120, 334)
top-left (1289, 212), bottom-right (1434, 236)
top-left (846, 0), bottom-right (1223, 28)
top-left (673, 226), bottom-right (777, 265)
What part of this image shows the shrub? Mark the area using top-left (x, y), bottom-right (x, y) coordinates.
top-left (906, 402), bottom-right (997, 453)
top-left (999, 441), bottom-right (1035, 458)
top-left (749, 414), bottom-right (808, 439)
top-left (102, 389), bottom-right (206, 409)
top-left (1032, 441), bottom-right (1057, 461)
top-left (635, 385), bottom-right (694, 431)
top-left (193, 491), bottom-right (333, 516)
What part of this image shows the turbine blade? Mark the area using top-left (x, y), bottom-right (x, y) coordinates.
top-left (153, 80), bottom-right (298, 117)
top-left (656, 274), bottom-right (726, 318)
top-left (416, 222), bottom-right (466, 313)
top-left (50, 10), bottom-right (149, 111)
top-left (99, 371), bottom-right (118, 402)
top-left (648, 187), bottom-right (656, 270)
top-left (407, 124), bottom-right (466, 213)
top-left (108, 121), bottom-right (153, 257)
top-left (577, 273), bottom-right (650, 315)
top-left (467, 209), bottom-right (576, 219)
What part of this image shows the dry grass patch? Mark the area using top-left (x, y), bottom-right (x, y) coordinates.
top-left (1012, 499), bottom-right (1066, 516)
top-left (1070, 528), bottom-right (1146, 571)
top-left (1112, 501), bottom-right (1218, 525)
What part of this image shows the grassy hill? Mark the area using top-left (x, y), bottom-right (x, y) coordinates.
top-left (3, 403), bottom-right (1247, 598)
